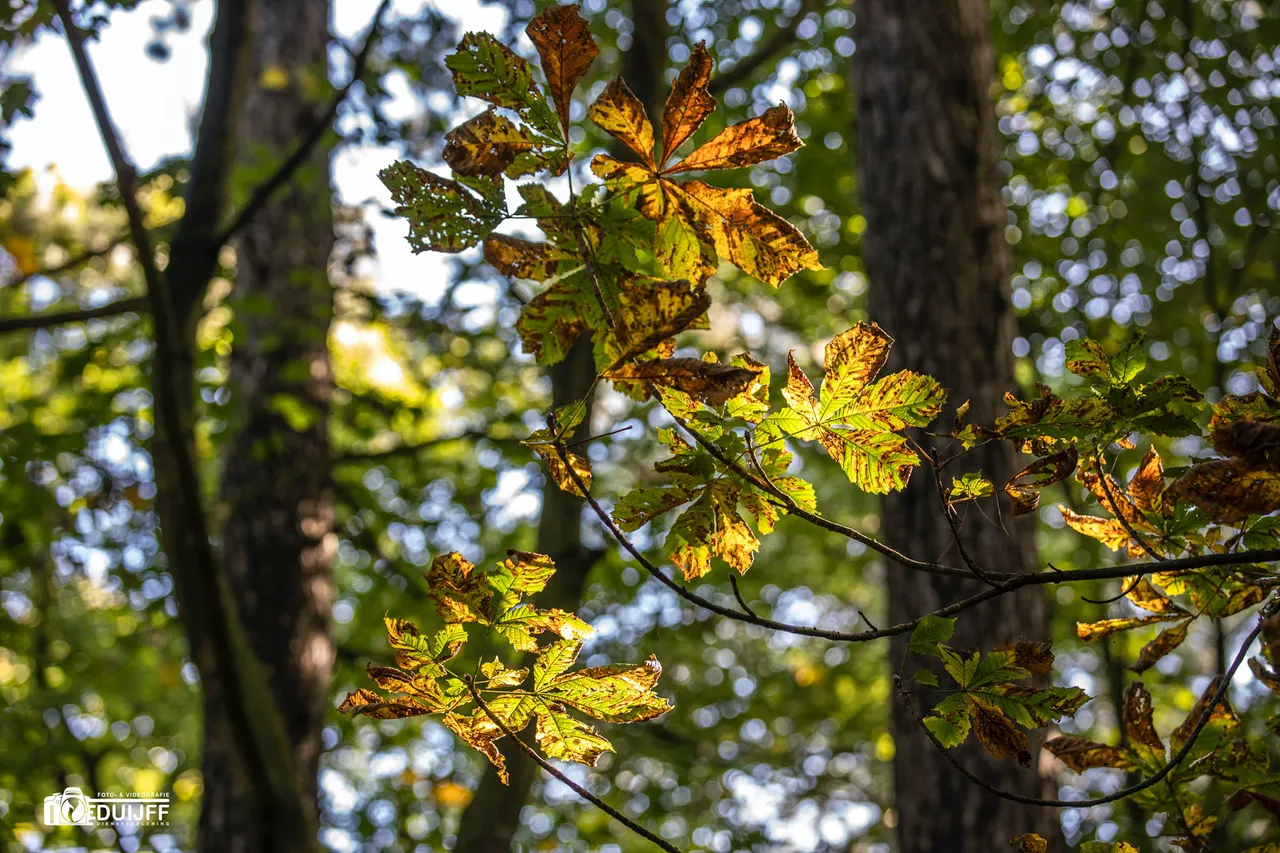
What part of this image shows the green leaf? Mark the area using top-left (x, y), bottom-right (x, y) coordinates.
top-left (913, 668), bottom-right (939, 687)
top-left (908, 615), bottom-right (956, 656)
top-left (445, 31), bottom-right (559, 136)
top-left (380, 161), bottom-right (507, 253)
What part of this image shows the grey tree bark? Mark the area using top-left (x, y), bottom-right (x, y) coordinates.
top-left (452, 2), bottom-right (670, 849)
top-left (197, 1), bottom-right (337, 849)
top-left (852, 1), bottom-right (1057, 850)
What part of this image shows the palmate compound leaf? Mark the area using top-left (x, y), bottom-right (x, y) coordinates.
top-left (341, 557), bottom-right (671, 784)
top-left (919, 641), bottom-right (1088, 767)
top-left (588, 42), bottom-right (820, 286)
top-left (613, 395), bottom-right (816, 579)
top-left (763, 323), bottom-right (945, 493)
top-left (379, 162), bottom-right (507, 253)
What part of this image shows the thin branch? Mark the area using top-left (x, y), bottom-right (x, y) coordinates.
top-left (554, 440), bottom-right (1280, 644)
top-left (214, 0), bottom-right (393, 246)
top-left (464, 677), bottom-right (684, 853)
top-left (673, 416), bottom-right (980, 580)
top-left (0, 296), bottom-right (148, 335)
top-left (1, 237), bottom-right (125, 290)
top-left (707, 0), bottom-right (821, 94)
top-left (728, 573), bottom-right (756, 617)
top-left (897, 601), bottom-right (1271, 808)
top-left (335, 429), bottom-right (524, 464)
top-left (572, 223), bottom-right (615, 329)
top-left (928, 450), bottom-right (1001, 586)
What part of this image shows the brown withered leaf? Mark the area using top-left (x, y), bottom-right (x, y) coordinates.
top-left (1250, 656), bottom-right (1280, 696)
top-left (443, 109), bottom-right (537, 177)
top-left (997, 639), bottom-right (1054, 676)
top-left (783, 351), bottom-right (817, 409)
top-left (1126, 619), bottom-right (1190, 673)
top-left (660, 41), bottom-right (716, 165)
top-left (526, 3), bottom-right (598, 136)
top-left (425, 552), bottom-right (492, 623)
top-left (1212, 418), bottom-right (1280, 464)
top-left (1079, 466), bottom-right (1148, 530)
top-left (969, 698), bottom-right (1032, 766)
top-left (1166, 457), bottom-right (1280, 524)
top-left (1044, 735), bottom-right (1134, 772)
top-left (1170, 675), bottom-right (1237, 751)
top-left (664, 104), bottom-right (803, 174)
top-left (822, 322), bottom-right (892, 398)
top-left (483, 233), bottom-right (570, 281)
top-left (610, 278), bottom-right (710, 365)
top-left (604, 357), bottom-right (762, 406)
top-left (1123, 681), bottom-right (1164, 753)
top-left (1004, 447), bottom-right (1078, 517)
top-left (525, 441), bottom-right (592, 497)
top-left (1127, 446), bottom-right (1172, 516)
top-left (338, 688), bottom-right (433, 719)
top-left (588, 76), bottom-right (655, 169)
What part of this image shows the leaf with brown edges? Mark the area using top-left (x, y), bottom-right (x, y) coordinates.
top-left (526, 3), bottom-right (598, 136)
top-left (660, 41), bottom-right (716, 164)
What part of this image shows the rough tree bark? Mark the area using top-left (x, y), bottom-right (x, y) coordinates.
top-left (197, 1), bottom-right (337, 849)
top-left (852, 1), bottom-right (1056, 851)
top-left (452, 2), bottom-right (669, 849)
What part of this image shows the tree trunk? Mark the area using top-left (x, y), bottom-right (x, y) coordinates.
top-left (452, 3), bottom-right (669, 849)
top-left (197, 1), bottom-right (336, 849)
top-left (852, 1), bottom-right (1056, 850)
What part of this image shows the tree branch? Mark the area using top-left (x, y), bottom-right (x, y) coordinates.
top-left (555, 438), bottom-right (1280, 643)
top-left (464, 677), bottom-right (684, 853)
top-left (708, 0), bottom-right (820, 94)
top-left (0, 296), bottom-right (148, 335)
top-left (214, 0), bottom-right (392, 247)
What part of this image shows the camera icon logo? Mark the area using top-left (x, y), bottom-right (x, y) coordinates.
top-left (43, 787), bottom-right (94, 826)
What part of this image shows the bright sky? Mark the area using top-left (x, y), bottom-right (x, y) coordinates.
top-left (4, 0), bottom-right (507, 303)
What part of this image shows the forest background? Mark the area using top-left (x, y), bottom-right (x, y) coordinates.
top-left (0, 0), bottom-right (1277, 852)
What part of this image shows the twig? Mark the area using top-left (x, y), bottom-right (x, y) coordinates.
top-left (897, 601), bottom-right (1271, 808)
top-left (928, 450), bottom-right (1001, 586)
top-left (214, 0), bottom-right (393, 245)
top-left (552, 440), bottom-right (1280, 644)
top-left (1, 236), bottom-right (126, 290)
top-left (463, 677), bottom-right (684, 853)
top-left (0, 296), bottom-right (148, 335)
top-left (707, 0), bottom-right (821, 94)
top-left (728, 574), bottom-right (756, 617)
top-left (571, 223), bottom-right (615, 329)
